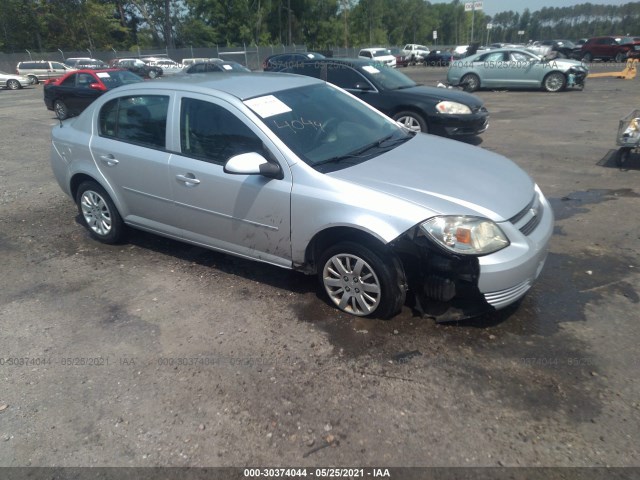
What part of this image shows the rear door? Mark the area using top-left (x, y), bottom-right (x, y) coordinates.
top-left (90, 92), bottom-right (178, 235)
top-left (68, 72), bottom-right (103, 113)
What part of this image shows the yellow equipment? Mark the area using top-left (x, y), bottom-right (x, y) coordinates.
top-left (588, 59), bottom-right (638, 80)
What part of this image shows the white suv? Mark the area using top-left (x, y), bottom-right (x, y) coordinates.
top-left (358, 48), bottom-right (397, 67)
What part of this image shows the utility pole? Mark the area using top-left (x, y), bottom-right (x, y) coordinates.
top-left (288, 0), bottom-right (291, 45)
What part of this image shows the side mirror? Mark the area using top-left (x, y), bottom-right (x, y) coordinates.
top-left (224, 152), bottom-right (283, 179)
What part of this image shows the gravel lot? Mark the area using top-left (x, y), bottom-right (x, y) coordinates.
top-left (0, 65), bottom-right (639, 472)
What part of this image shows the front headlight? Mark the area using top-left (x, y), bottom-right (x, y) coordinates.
top-left (421, 216), bottom-right (509, 255)
top-left (436, 101), bottom-right (472, 114)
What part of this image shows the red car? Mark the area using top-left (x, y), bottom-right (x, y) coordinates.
top-left (43, 68), bottom-right (143, 119)
top-left (581, 36), bottom-right (640, 63)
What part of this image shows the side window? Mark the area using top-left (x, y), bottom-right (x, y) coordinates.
top-left (326, 65), bottom-right (368, 89)
top-left (180, 98), bottom-right (264, 164)
top-left (77, 73), bottom-right (95, 87)
top-left (61, 74), bottom-right (77, 86)
top-left (98, 95), bottom-right (169, 149)
top-left (483, 51), bottom-right (507, 62)
top-left (189, 63), bottom-right (206, 73)
top-left (205, 63), bottom-right (222, 72)
top-left (51, 62), bottom-right (66, 69)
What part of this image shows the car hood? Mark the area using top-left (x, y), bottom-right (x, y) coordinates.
top-left (328, 134), bottom-right (534, 222)
top-left (393, 85), bottom-right (484, 108)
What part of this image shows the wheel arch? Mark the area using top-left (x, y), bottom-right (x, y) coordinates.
top-left (303, 226), bottom-right (399, 275)
top-left (388, 105), bottom-right (430, 131)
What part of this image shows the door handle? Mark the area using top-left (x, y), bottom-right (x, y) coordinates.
top-left (99, 154), bottom-right (119, 166)
top-left (175, 174), bottom-right (201, 186)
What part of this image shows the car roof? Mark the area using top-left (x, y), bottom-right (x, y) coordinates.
top-left (360, 47), bottom-right (389, 52)
top-left (121, 72), bottom-right (323, 100)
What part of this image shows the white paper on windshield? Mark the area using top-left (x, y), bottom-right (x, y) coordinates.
top-left (362, 65), bottom-right (380, 74)
top-left (222, 64), bottom-right (232, 70)
top-left (96, 72), bottom-right (111, 78)
top-left (244, 95), bottom-right (291, 118)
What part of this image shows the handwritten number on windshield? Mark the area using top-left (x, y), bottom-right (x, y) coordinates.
top-left (274, 117), bottom-right (325, 134)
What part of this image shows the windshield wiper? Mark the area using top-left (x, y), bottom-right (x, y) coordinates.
top-left (313, 133), bottom-right (412, 167)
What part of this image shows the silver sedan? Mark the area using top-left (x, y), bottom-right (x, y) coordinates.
top-left (0, 70), bottom-right (32, 90)
top-left (447, 48), bottom-right (588, 92)
top-left (50, 73), bottom-right (553, 320)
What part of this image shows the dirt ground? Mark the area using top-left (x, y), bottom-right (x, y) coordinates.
top-left (0, 64), bottom-right (639, 474)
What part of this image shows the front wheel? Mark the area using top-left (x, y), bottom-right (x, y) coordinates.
top-left (543, 72), bottom-right (566, 92)
top-left (76, 181), bottom-right (125, 244)
top-left (615, 52), bottom-right (625, 63)
top-left (147, 69), bottom-right (158, 79)
top-left (582, 52), bottom-right (593, 63)
top-left (460, 73), bottom-right (480, 92)
top-left (6, 79), bottom-right (21, 90)
top-left (392, 111), bottom-right (427, 133)
top-left (318, 241), bottom-right (406, 319)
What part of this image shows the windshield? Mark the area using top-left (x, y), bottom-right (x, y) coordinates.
top-left (371, 49), bottom-right (392, 58)
top-left (245, 84), bottom-right (410, 170)
top-left (98, 70), bottom-right (144, 88)
top-left (358, 64), bottom-right (416, 90)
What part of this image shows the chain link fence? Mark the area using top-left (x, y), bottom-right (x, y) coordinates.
top-left (0, 44), bottom-right (368, 73)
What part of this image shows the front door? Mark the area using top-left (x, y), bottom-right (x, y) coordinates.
top-left (168, 95), bottom-right (292, 267)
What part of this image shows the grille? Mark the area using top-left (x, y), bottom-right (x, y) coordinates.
top-left (509, 193), bottom-right (543, 236)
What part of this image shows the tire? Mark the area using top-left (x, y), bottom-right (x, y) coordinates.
top-left (318, 241), bottom-right (406, 319)
top-left (76, 181), bottom-right (125, 244)
top-left (460, 73), bottom-right (480, 92)
top-left (6, 79), bottom-right (21, 90)
top-left (28, 75), bottom-right (39, 85)
top-left (615, 52), bottom-right (625, 63)
top-left (54, 99), bottom-right (68, 120)
top-left (582, 52), bottom-right (592, 63)
top-left (543, 72), bottom-right (566, 92)
top-left (392, 111), bottom-right (428, 133)
top-left (616, 148), bottom-right (631, 167)
top-left (147, 69), bottom-right (157, 79)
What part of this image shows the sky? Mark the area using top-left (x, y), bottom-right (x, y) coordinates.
top-left (429, 0), bottom-right (629, 16)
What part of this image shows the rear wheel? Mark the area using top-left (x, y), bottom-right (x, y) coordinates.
top-left (543, 72), bottom-right (566, 92)
top-left (6, 79), bottom-right (20, 90)
top-left (392, 111), bottom-right (428, 133)
top-left (75, 181), bottom-right (125, 244)
top-left (148, 69), bottom-right (158, 79)
top-left (460, 73), bottom-right (480, 92)
top-left (54, 99), bottom-right (68, 120)
top-left (582, 52), bottom-right (593, 63)
top-left (318, 241), bottom-right (406, 319)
